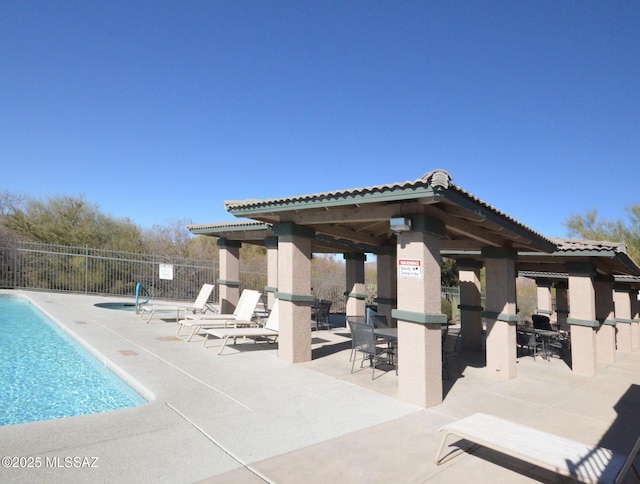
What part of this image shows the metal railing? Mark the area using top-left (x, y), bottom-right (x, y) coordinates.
top-left (0, 241), bottom-right (475, 317)
top-left (0, 241), bottom-right (218, 302)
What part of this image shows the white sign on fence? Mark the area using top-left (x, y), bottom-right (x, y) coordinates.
top-left (159, 263), bottom-right (174, 280)
top-left (398, 258), bottom-right (422, 279)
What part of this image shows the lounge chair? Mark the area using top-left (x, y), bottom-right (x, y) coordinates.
top-left (139, 284), bottom-right (215, 323)
top-left (176, 289), bottom-right (262, 341)
top-left (202, 299), bottom-right (280, 354)
top-left (436, 413), bottom-right (640, 483)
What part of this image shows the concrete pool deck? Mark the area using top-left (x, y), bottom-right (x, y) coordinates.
top-left (1, 290), bottom-right (640, 483)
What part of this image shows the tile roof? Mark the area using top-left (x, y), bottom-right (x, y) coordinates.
top-left (224, 169), bottom-right (554, 247)
top-left (550, 238), bottom-right (630, 254)
top-left (187, 221), bottom-right (271, 233)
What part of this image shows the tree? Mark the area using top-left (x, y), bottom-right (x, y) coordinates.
top-left (565, 206), bottom-right (640, 264)
top-left (143, 218), bottom-right (194, 257)
top-left (441, 257), bottom-right (459, 287)
top-left (0, 190), bottom-right (25, 245)
top-left (186, 235), bottom-right (219, 261)
top-left (5, 194), bottom-right (145, 252)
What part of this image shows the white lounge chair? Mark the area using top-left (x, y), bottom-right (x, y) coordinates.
top-left (436, 413), bottom-right (640, 483)
top-left (139, 284), bottom-right (215, 323)
top-left (176, 289), bottom-right (262, 341)
top-left (202, 299), bottom-right (280, 354)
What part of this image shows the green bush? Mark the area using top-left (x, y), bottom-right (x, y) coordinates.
top-left (441, 297), bottom-right (452, 322)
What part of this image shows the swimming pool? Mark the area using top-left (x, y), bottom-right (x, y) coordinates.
top-left (0, 295), bottom-right (147, 426)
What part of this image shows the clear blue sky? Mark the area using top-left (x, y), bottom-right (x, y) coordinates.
top-left (2, 1), bottom-right (639, 238)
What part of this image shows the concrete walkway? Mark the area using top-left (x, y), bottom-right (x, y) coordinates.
top-left (1, 290), bottom-right (639, 483)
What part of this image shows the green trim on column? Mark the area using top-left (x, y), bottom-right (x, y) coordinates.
top-left (536, 309), bottom-right (553, 315)
top-left (265, 286), bottom-right (278, 293)
top-left (344, 292), bottom-right (367, 300)
top-left (374, 297), bottom-right (397, 305)
top-left (273, 222), bottom-right (315, 239)
top-left (567, 317), bottom-right (599, 328)
top-left (216, 239), bottom-right (242, 248)
top-left (615, 318), bottom-right (635, 324)
top-left (343, 252), bottom-right (367, 262)
top-left (410, 214), bottom-right (446, 238)
top-left (482, 311), bottom-right (519, 323)
top-left (264, 236), bottom-right (278, 249)
top-left (217, 279), bottom-right (241, 288)
top-left (275, 292), bottom-right (315, 303)
top-left (392, 309), bottom-right (448, 325)
top-left (602, 319), bottom-right (617, 326)
top-left (458, 304), bottom-right (483, 312)
top-left (481, 247), bottom-right (518, 260)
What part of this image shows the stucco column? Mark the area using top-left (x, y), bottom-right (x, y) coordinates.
top-left (567, 262), bottom-right (598, 376)
top-left (217, 239), bottom-right (241, 314)
top-left (535, 278), bottom-right (554, 324)
top-left (375, 247), bottom-right (397, 327)
top-left (614, 283), bottom-right (634, 353)
top-left (344, 253), bottom-right (366, 319)
top-left (391, 215), bottom-right (446, 408)
top-left (274, 223), bottom-right (314, 364)
top-left (458, 259), bottom-right (483, 352)
top-left (632, 289), bottom-right (640, 349)
top-left (555, 281), bottom-right (569, 331)
top-left (594, 275), bottom-right (616, 364)
top-left (265, 236), bottom-right (278, 309)
top-left (482, 248), bottom-right (518, 380)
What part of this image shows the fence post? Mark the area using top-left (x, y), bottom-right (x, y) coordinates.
top-left (85, 245), bottom-right (89, 294)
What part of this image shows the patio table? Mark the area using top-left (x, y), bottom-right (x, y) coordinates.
top-left (373, 328), bottom-right (398, 366)
top-left (521, 328), bottom-right (562, 360)
top-left (373, 327), bottom-right (398, 341)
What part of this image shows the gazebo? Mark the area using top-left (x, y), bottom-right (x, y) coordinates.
top-left (190, 169), bottom-right (563, 407)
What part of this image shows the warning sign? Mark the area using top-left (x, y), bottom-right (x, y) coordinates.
top-left (159, 263), bottom-right (174, 280)
top-left (398, 259), bottom-right (422, 279)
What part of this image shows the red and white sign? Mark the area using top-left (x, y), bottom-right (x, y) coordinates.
top-left (398, 258), bottom-right (422, 279)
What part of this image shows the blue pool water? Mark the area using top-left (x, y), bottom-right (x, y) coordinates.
top-left (0, 295), bottom-right (146, 426)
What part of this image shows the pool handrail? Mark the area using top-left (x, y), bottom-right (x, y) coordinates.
top-left (135, 283), bottom-right (151, 314)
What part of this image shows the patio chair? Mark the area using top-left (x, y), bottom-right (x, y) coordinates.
top-left (202, 299), bottom-right (280, 354)
top-left (532, 314), bottom-right (553, 331)
top-left (176, 289), bottom-right (262, 341)
top-left (516, 330), bottom-right (543, 361)
top-left (311, 299), bottom-right (332, 331)
top-left (139, 284), bottom-right (215, 323)
top-left (442, 328), bottom-right (461, 379)
top-left (346, 315), bottom-right (366, 361)
top-left (350, 321), bottom-right (397, 380)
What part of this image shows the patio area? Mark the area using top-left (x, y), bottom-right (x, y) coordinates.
top-left (2, 290), bottom-right (640, 483)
